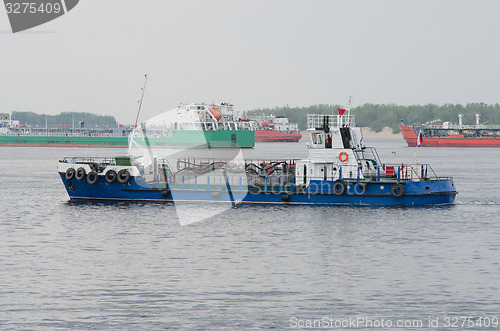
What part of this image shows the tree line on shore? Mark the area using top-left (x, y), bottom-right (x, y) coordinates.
top-left (1, 111), bottom-right (117, 128)
top-left (247, 103), bottom-right (500, 133)
top-left (3, 103), bottom-right (500, 132)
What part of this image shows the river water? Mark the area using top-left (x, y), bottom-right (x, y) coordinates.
top-left (1, 138), bottom-right (499, 329)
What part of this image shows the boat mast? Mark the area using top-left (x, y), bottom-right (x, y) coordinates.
top-left (129, 74), bottom-right (148, 149)
top-left (134, 74), bottom-right (148, 129)
top-left (346, 96), bottom-right (353, 126)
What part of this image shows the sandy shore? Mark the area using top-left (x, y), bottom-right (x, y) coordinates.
top-left (358, 127), bottom-right (400, 138)
top-left (300, 127), bottom-right (400, 139)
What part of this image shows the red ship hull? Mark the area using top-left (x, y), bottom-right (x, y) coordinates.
top-left (255, 130), bottom-right (302, 142)
top-left (400, 125), bottom-right (500, 147)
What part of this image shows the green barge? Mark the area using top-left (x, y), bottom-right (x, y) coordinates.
top-left (1, 103), bottom-right (256, 148)
top-left (0, 130), bottom-right (255, 148)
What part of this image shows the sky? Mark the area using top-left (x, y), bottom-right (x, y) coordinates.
top-left (1, 0), bottom-right (500, 124)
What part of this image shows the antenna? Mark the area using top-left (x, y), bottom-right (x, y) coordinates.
top-left (128, 74), bottom-right (149, 153)
top-left (134, 74), bottom-right (148, 129)
top-left (346, 95), bottom-right (354, 126)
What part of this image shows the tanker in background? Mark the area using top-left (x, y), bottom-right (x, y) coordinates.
top-left (251, 114), bottom-right (302, 142)
top-left (0, 102), bottom-right (255, 148)
top-left (401, 113), bottom-right (500, 147)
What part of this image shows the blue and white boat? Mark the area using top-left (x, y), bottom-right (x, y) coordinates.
top-left (58, 112), bottom-right (457, 206)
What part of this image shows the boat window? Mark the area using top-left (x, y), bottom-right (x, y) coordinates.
top-left (315, 133), bottom-right (323, 145)
top-left (312, 133), bottom-right (323, 145)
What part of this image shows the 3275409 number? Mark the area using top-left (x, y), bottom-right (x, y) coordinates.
top-left (443, 316), bottom-right (499, 328)
top-left (5, 2), bottom-right (62, 14)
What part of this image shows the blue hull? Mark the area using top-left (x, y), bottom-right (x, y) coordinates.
top-left (60, 174), bottom-right (457, 206)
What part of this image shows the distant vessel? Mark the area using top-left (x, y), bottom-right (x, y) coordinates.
top-left (0, 103), bottom-right (255, 148)
top-left (0, 116), bottom-right (130, 147)
top-left (142, 103), bottom-right (255, 148)
top-left (58, 108), bottom-right (457, 206)
top-left (401, 114), bottom-right (500, 147)
top-left (252, 115), bottom-right (302, 142)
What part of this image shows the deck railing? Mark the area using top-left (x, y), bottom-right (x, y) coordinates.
top-left (425, 124), bottom-right (500, 130)
top-left (60, 157), bottom-right (117, 165)
top-left (307, 114), bottom-right (355, 130)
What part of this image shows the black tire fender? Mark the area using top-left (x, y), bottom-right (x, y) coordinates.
top-left (354, 182), bottom-right (367, 195)
top-left (248, 186), bottom-right (260, 194)
top-left (333, 179), bottom-right (346, 195)
top-left (65, 168), bottom-right (75, 180)
top-left (117, 169), bottom-right (131, 184)
top-left (391, 183), bottom-right (405, 198)
top-left (105, 170), bottom-right (117, 183)
top-left (87, 171), bottom-right (99, 185)
top-left (75, 167), bottom-right (86, 181)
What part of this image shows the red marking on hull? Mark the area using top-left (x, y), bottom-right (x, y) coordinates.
top-left (255, 131), bottom-right (302, 142)
top-left (400, 125), bottom-right (500, 147)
